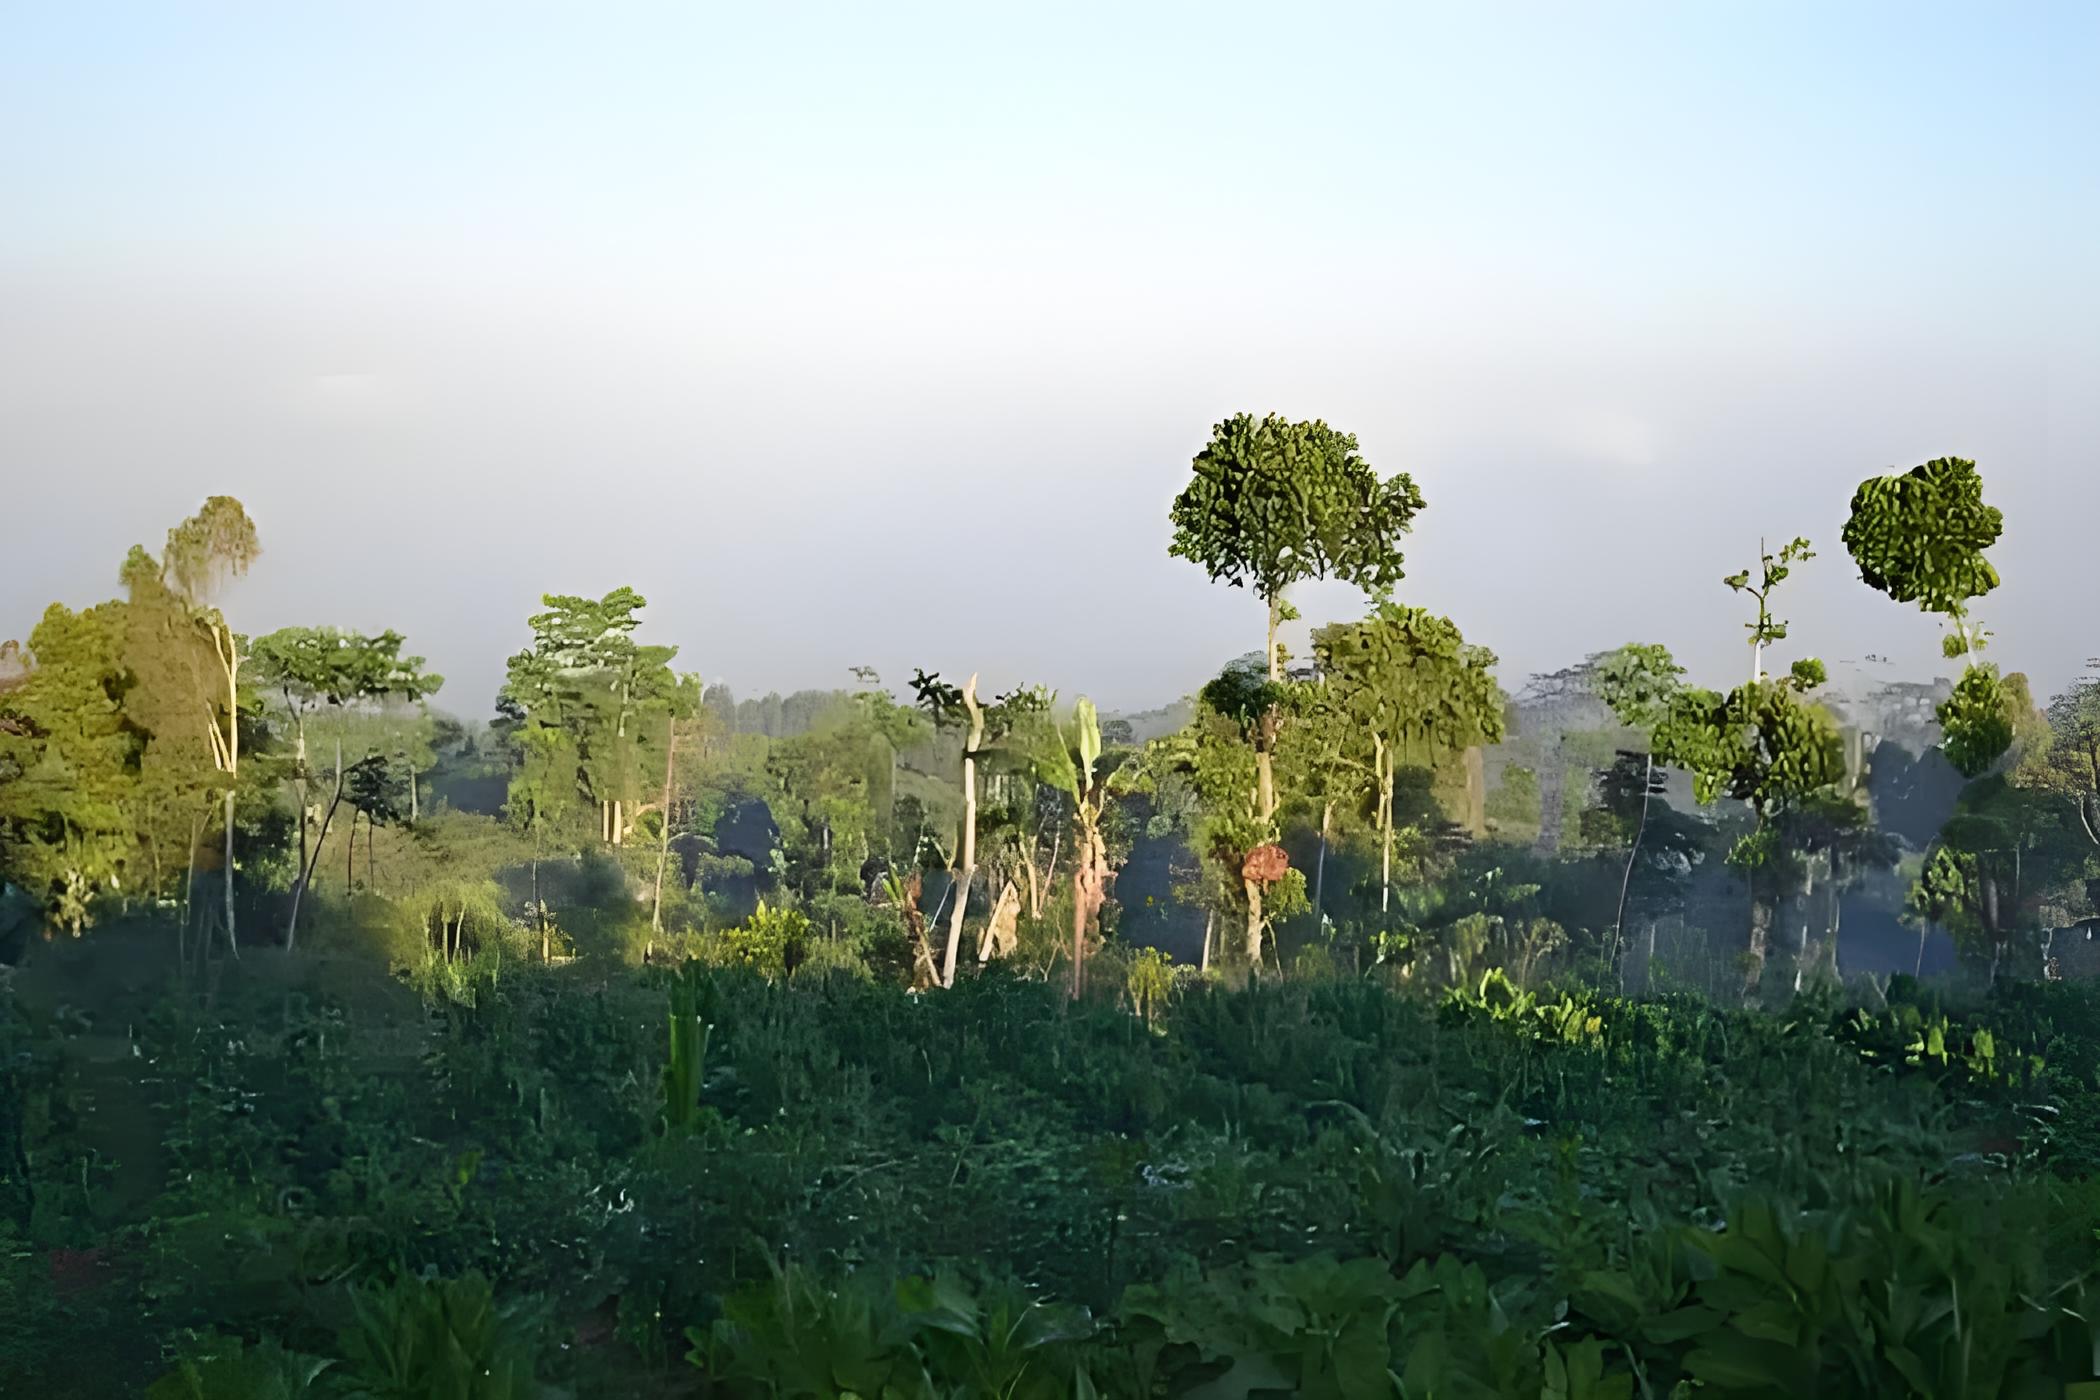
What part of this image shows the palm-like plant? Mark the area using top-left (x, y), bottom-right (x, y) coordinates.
top-left (1019, 697), bottom-right (1139, 997)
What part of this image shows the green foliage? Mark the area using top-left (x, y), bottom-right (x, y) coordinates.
top-left (146, 1335), bottom-right (333, 1400)
top-left (251, 628), bottom-right (443, 713)
top-left (1938, 662), bottom-right (2016, 778)
top-left (497, 587), bottom-right (678, 846)
top-left (1168, 413), bottom-right (1426, 608)
top-left (1842, 456), bottom-right (2003, 630)
top-left (663, 965), bottom-right (714, 1134)
top-left (718, 899), bottom-right (812, 976)
top-left (689, 1265), bottom-right (1093, 1398)
top-left (1650, 672), bottom-right (1843, 839)
top-left (1591, 643), bottom-right (1684, 733)
top-left (0, 600), bottom-right (145, 932)
top-left (1126, 946), bottom-right (1175, 1025)
top-left (334, 1272), bottom-right (547, 1399)
top-left (1722, 537), bottom-right (1813, 664)
top-left (1577, 1185), bottom-right (2095, 1397)
top-left (1312, 602), bottom-right (1506, 765)
top-left (159, 496), bottom-right (262, 605)
top-left (2015, 664), bottom-right (2100, 855)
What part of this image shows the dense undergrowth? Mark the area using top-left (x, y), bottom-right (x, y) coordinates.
top-left (5, 938), bottom-right (2100, 1397)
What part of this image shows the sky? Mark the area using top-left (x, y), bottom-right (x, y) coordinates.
top-left (3, 2), bottom-right (2095, 717)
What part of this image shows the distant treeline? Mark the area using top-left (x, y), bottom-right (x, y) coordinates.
top-left (700, 684), bottom-right (854, 739)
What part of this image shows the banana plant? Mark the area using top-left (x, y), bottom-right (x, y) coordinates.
top-left (1021, 695), bottom-right (1139, 997)
top-left (662, 964), bottom-right (713, 1135)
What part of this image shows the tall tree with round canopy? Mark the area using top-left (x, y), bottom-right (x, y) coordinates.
top-left (1168, 414), bottom-right (1425, 828)
top-left (1310, 601), bottom-right (1505, 925)
top-left (1842, 456), bottom-right (2013, 777)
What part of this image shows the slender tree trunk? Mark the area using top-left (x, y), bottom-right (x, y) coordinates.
top-left (533, 828), bottom-right (547, 961)
top-left (221, 789), bottom-right (238, 958)
top-left (1825, 863), bottom-right (1842, 982)
top-left (216, 622), bottom-right (241, 958)
top-left (1312, 801), bottom-right (1331, 928)
top-left (346, 806), bottom-right (357, 896)
top-left (1071, 861), bottom-right (1088, 999)
top-left (1378, 746), bottom-right (1396, 916)
top-left (1612, 754), bottom-right (1652, 967)
top-left (1042, 831), bottom-right (1061, 916)
top-left (939, 675), bottom-right (984, 989)
top-left (1743, 878), bottom-right (1771, 1003)
top-left (1463, 745), bottom-right (1485, 836)
top-left (1793, 857), bottom-right (1816, 994)
top-left (1265, 593), bottom-right (1281, 682)
top-left (180, 808), bottom-right (203, 968)
top-left (652, 721), bottom-right (680, 937)
top-left (367, 813), bottom-right (375, 890)
top-left (284, 742), bottom-right (347, 956)
top-left (292, 707), bottom-right (310, 909)
top-left (1243, 877), bottom-right (1264, 966)
top-left (409, 767), bottom-right (418, 823)
top-left (1200, 910), bottom-right (1213, 973)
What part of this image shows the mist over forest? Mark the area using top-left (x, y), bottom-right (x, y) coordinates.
top-left (6, 3), bottom-right (2100, 1394)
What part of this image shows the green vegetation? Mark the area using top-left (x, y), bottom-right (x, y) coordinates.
top-left (4, 440), bottom-right (2099, 1394)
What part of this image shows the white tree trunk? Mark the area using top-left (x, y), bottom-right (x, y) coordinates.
top-left (939, 675), bottom-right (984, 988)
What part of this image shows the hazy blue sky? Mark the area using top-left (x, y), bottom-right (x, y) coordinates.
top-left (4, 3), bottom-right (2095, 715)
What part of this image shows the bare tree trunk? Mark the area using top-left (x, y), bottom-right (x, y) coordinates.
top-left (1265, 593), bottom-right (1282, 682)
top-left (284, 738), bottom-right (348, 956)
top-left (1200, 910), bottom-right (1213, 973)
top-left (939, 675), bottom-right (984, 989)
top-left (1612, 754), bottom-right (1652, 968)
top-left (180, 808), bottom-right (203, 968)
top-left (1040, 831), bottom-right (1061, 918)
top-left (1071, 865), bottom-right (1088, 999)
top-left (1793, 858), bottom-right (1816, 994)
top-left (215, 621), bottom-right (242, 958)
top-left (291, 707), bottom-right (310, 907)
top-left (652, 720), bottom-right (680, 937)
top-left (221, 788), bottom-right (238, 958)
top-left (1069, 822), bottom-right (1109, 999)
top-left (1743, 881), bottom-right (1771, 1002)
top-left (1243, 877), bottom-right (1264, 966)
top-left (408, 767), bottom-right (418, 824)
top-left (1463, 745), bottom-right (1485, 836)
top-left (1825, 866), bottom-right (1842, 982)
top-left (902, 872), bottom-right (939, 990)
top-left (1378, 746), bottom-right (1396, 916)
top-left (1312, 801), bottom-right (1332, 927)
top-left (532, 829), bottom-right (547, 961)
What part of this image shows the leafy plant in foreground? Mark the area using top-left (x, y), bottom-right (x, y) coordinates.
top-left (333, 1272), bottom-right (549, 1400)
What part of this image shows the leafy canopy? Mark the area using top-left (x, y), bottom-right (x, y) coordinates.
top-left (1841, 455), bottom-right (2002, 627)
top-left (1311, 602), bottom-right (1506, 764)
top-left (1168, 413), bottom-right (1425, 605)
